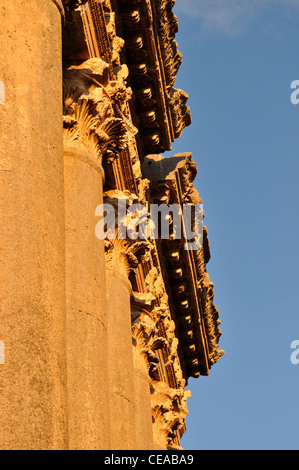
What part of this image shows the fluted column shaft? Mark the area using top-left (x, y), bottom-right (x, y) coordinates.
top-left (64, 146), bottom-right (110, 450)
top-left (106, 269), bottom-right (137, 450)
top-left (0, 0), bottom-right (67, 450)
top-left (133, 366), bottom-right (155, 450)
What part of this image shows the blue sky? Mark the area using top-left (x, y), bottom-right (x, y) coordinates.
top-left (168, 0), bottom-right (299, 450)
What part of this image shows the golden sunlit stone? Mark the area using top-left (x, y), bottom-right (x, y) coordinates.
top-left (0, 0), bottom-right (223, 450)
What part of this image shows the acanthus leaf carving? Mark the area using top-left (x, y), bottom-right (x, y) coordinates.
top-left (63, 58), bottom-right (130, 163)
top-left (105, 237), bottom-right (150, 277)
top-left (103, 189), bottom-right (153, 275)
top-left (151, 380), bottom-right (191, 450)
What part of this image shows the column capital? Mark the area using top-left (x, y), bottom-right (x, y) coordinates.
top-left (63, 59), bottom-right (128, 166)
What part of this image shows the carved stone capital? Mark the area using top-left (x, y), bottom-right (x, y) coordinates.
top-left (105, 238), bottom-right (150, 277)
top-left (63, 59), bottom-right (129, 164)
top-left (151, 380), bottom-right (191, 450)
top-left (131, 310), bottom-right (167, 378)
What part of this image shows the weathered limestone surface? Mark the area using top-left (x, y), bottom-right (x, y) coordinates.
top-left (106, 269), bottom-right (137, 450)
top-left (0, 0), bottom-right (223, 451)
top-left (133, 367), bottom-right (155, 450)
top-left (64, 147), bottom-right (109, 450)
top-left (0, 0), bottom-right (67, 450)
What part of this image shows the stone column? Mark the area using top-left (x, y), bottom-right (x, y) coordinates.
top-left (133, 366), bottom-right (155, 450)
top-left (105, 268), bottom-right (137, 450)
top-left (131, 300), bottom-right (156, 450)
top-left (64, 146), bottom-right (109, 450)
top-left (0, 0), bottom-right (67, 450)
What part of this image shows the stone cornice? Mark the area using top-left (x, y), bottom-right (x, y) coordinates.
top-left (113, 0), bottom-right (191, 155)
top-left (142, 153), bottom-right (224, 379)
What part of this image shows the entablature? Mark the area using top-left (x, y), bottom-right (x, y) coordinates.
top-left (114, 0), bottom-right (191, 156)
top-left (142, 153), bottom-right (224, 380)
